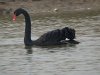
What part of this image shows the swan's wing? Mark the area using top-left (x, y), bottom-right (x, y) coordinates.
top-left (38, 29), bottom-right (66, 42)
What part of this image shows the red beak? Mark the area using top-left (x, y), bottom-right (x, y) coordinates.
top-left (13, 14), bottom-right (16, 21)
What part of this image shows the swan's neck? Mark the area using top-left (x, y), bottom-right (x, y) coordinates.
top-left (23, 12), bottom-right (32, 46)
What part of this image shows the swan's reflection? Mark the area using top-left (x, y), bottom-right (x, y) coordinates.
top-left (24, 40), bottom-right (79, 54)
top-left (25, 46), bottom-right (33, 54)
top-left (25, 49), bottom-right (33, 75)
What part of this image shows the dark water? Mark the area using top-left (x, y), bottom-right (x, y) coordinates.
top-left (0, 14), bottom-right (100, 75)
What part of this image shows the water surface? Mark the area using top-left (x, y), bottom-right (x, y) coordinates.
top-left (0, 13), bottom-right (100, 75)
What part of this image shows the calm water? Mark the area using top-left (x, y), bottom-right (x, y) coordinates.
top-left (0, 13), bottom-right (100, 75)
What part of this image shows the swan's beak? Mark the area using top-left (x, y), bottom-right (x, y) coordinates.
top-left (13, 14), bottom-right (16, 21)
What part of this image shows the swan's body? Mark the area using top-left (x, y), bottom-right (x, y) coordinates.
top-left (13, 8), bottom-right (79, 46)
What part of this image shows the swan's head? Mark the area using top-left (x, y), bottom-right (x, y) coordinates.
top-left (62, 27), bottom-right (76, 40)
top-left (14, 8), bottom-right (25, 16)
top-left (13, 8), bottom-right (27, 21)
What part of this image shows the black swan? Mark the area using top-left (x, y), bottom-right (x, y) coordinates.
top-left (13, 8), bottom-right (79, 46)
